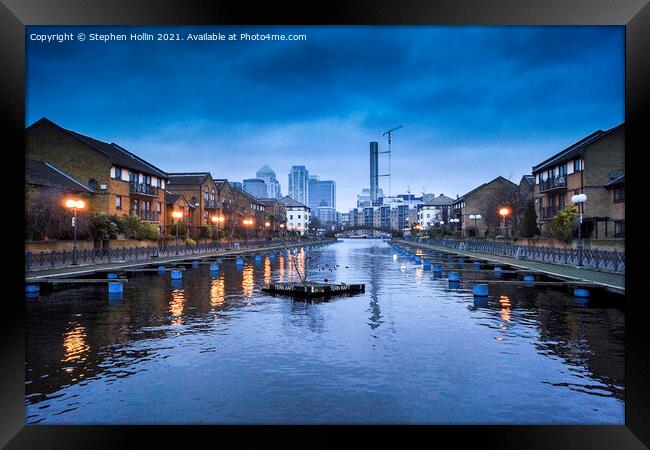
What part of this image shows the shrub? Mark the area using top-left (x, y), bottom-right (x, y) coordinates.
top-left (138, 222), bottom-right (161, 240)
top-left (117, 215), bottom-right (142, 239)
top-left (542, 205), bottom-right (578, 243)
top-left (169, 222), bottom-right (188, 239)
top-left (185, 238), bottom-right (197, 247)
top-left (89, 212), bottom-right (119, 241)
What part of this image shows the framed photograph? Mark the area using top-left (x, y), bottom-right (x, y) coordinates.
top-left (2, 0), bottom-right (648, 447)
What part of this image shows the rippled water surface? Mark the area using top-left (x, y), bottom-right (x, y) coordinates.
top-left (25, 239), bottom-right (624, 424)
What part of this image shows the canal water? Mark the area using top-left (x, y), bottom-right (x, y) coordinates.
top-left (25, 239), bottom-right (625, 424)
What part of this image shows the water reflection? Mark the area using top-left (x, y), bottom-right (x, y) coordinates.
top-left (25, 239), bottom-right (625, 424)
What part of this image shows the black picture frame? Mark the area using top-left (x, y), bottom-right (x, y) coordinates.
top-left (2, 0), bottom-right (648, 447)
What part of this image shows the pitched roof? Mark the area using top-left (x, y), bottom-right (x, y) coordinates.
top-left (520, 175), bottom-right (535, 186)
top-left (532, 123), bottom-right (624, 174)
top-left (26, 159), bottom-right (95, 193)
top-left (278, 196), bottom-right (309, 209)
top-left (232, 186), bottom-right (265, 205)
top-left (29, 118), bottom-right (168, 179)
top-left (604, 174), bottom-right (625, 188)
top-left (452, 176), bottom-right (518, 204)
top-left (424, 194), bottom-right (454, 206)
top-left (168, 172), bottom-right (211, 186)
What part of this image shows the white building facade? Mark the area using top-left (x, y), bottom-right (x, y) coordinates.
top-left (279, 196), bottom-right (310, 236)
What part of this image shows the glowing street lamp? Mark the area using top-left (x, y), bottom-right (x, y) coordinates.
top-left (172, 210), bottom-right (183, 254)
top-left (242, 218), bottom-right (253, 241)
top-left (65, 199), bottom-right (85, 265)
top-left (571, 193), bottom-right (587, 266)
top-left (499, 207), bottom-right (510, 237)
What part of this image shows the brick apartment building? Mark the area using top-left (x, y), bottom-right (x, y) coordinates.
top-left (167, 172), bottom-right (221, 237)
top-left (26, 118), bottom-right (169, 233)
top-left (451, 176), bottom-right (519, 237)
top-left (532, 123), bottom-right (624, 239)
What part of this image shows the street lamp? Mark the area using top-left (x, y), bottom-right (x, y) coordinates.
top-left (211, 215), bottom-right (225, 240)
top-left (469, 214), bottom-right (482, 238)
top-left (172, 211), bottom-right (183, 254)
top-left (243, 218), bottom-right (253, 241)
top-left (499, 208), bottom-right (510, 237)
top-left (65, 198), bottom-right (85, 265)
top-left (571, 193), bottom-right (587, 267)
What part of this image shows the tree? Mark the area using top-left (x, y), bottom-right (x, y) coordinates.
top-left (520, 200), bottom-right (540, 238)
top-left (308, 217), bottom-right (322, 234)
top-left (286, 245), bottom-right (321, 284)
top-left (89, 212), bottom-right (119, 241)
top-left (543, 205), bottom-right (579, 243)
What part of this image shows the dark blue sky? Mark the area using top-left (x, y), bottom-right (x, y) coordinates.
top-left (26, 25), bottom-right (624, 210)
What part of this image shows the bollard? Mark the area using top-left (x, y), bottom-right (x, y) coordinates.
top-left (108, 281), bottom-right (123, 294)
top-left (171, 269), bottom-right (183, 280)
top-left (107, 273), bottom-right (118, 279)
top-left (448, 271), bottom-right (460, 282)
top-left (210, 262), bottom-right (219, 272)
top-left (473, 284), bottom-right (489, 297)
top-left (523, 274), bottom-right (535, 282)
top-left (473, 296), bottom-right (489, 308)
top-left (574, 288), bottom-right (590, 298)
top-left (25, 284), bottom-right (40, 294)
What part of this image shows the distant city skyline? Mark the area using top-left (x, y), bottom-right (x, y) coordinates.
top-left (26, 25), bottom-right (624, 211)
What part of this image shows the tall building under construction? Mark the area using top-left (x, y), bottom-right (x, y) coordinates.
top-left (370, 141), bottom-right (379, 203)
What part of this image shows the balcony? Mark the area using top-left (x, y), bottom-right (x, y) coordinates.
top-left (539, 205), bottom-right (558, 219)
top-left (204, 199), bottom-right (218, 209)
top-left (133, 210), bottom-right (160, 222)
top-left (130, 182), bottom-right (159, 196)
top-left (539, 176), bottom-right (567, 193)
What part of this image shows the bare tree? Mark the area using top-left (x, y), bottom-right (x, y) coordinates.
top-left (285, 245), bottom-right (321, 284)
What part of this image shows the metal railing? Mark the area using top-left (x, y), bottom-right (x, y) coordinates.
top-left (130, 182), bottom-right (159, 196)
top-left (25, 238), bottom-right (333, 271)
top-left (406, 238), bottom-right (625, 273)
top-left (539, 176), bottom-right (567, 192)
top-left (139, 210), bottom-right (160, 221)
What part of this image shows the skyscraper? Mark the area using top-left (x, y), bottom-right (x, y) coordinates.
top-left (242, 178), bottom-right (267, 198)
top-left (370, 141), bottom-right (379, 203)
top-left (308, 176), bottom-right (336, 210)
top-left (288, 165), bottom-right (309, 205)
top-left (256, 164), bottom-right (282, 198)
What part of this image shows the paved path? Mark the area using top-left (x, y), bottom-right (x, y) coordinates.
top-left (396, 240), bottom-right (625, 294)
top-left (25, 239), bottom-right (335, 282)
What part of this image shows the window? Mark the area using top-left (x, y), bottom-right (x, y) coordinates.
top-left (297, 215), bottom-right (301, 219)
top-left (614, 221), bottom-right (624, 237)
top-left (613, 187), bottom-right (624, 203)
top-left (559, 195), bottom-right (566, 209)
top-left (115, 196), bottom-right (122, 210)
top-left (290, 215), bottom-right (293, 220)
top-left (573, 158), bottom-right (582, 172)
top-left (144, 175), bottom-right (151, 185)
top-left (114, 167), bottom-right (122, 179)
top-left (157, 202), bottom-right (162, 212)
top-left (558, 164), bottom-right (567, 177)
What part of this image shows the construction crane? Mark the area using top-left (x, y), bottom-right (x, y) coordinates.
top-left (381, 124), bottom-right (405, 198)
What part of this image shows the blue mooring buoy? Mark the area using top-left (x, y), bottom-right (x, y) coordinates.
top-left (236, 257), bottom-right (244, 265)
top-left (448, 271), bottom-right (460, 282)
top-left (210, 262), bottom-right (219, 271)
top-left (107, 273), bottom-right (118, 279)
top-left (108, 281), bottom-right (123, 294)
top-left (192, 261), bottom-right (199, 268)
top-left (473, 284), bottom-right (489, 297)
top-left (25, 284), bottom-right (40, 293)
top-left (158, 265), bottom-right (166, 273)
top-left (494, 267), bottom-right (503, 277)
top-left (171, 269), bottom-right (182, 280)
top-left (574, 288), bottom-right (590, 298)
top-left (433, 263), bottom-right (442, 272)
top-left (524, 274), bottom-right (535, 282)
top-left (473, 261), bottom-right (481, 269)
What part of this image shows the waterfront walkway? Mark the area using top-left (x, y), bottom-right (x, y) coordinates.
top-left (25, 238), bottom-right (334, 281)
top-left (396, 239), bottom-right (625, 294)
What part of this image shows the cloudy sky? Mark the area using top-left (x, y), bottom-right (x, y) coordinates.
top-left (26, 25), bottom-right (624, 211)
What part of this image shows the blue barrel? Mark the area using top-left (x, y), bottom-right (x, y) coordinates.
top-left (269, 253), bottom-right (275, 260)
top-left (448, 271), bottom-right (460, 282)
top-left (25, 284), bottom-right (40, 293)
top-left (157, 265), bottom-right (166, 273)
top-left (171, 269), bottom-right (183, 280)
top-left (108, 281), bottom-right (123, 294)
top-left (473, 284), bottom-right (489, 297)
top-left (192, 261), bottom-right (199, 269)
top-left (107, 273), bottom-right (118, 279)
top-left (210, 262), bottom-right (219, 271)
top-left (433, 263), bottom-right (442, 273)
top-left (458, 257), bottom-right (465, 264)
top-left (523, 274), bottom-right (535, 282)
top-left (472, 261), bottom-right (481, 269)
top-left (494, 267), bottom-right (503, 277)
top-left (574, 288), bottom-right (590, 298)
top-left (423, 260), bottom-right (431, 270)
top-left (255, 255), bottom-right (262, 264)
top-left (236, 257), bottom-right (244, 266)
